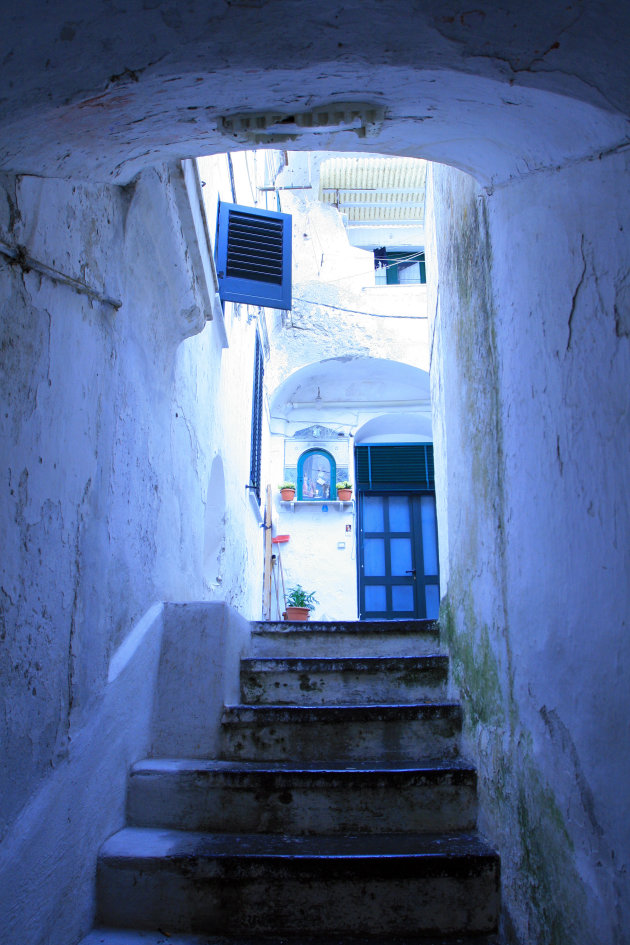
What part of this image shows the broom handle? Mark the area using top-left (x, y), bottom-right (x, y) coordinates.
top-left (278, 548), bottom-right (287, 612)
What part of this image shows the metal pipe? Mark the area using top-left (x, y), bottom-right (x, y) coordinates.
top-left (0, 240), bottom-right (122, 309)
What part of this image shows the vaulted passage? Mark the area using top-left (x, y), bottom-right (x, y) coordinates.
top-left (1, 5), bottom-right (629, 945)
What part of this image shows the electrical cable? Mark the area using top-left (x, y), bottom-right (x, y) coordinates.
top-left (291, 296), bottom-right (427, 319)
top-left (221, 247), bottom-right (425, 285)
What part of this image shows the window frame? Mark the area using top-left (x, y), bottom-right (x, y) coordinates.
top-left (374, 249), bottom-right (426, 286)
top-left (297, 448), bottom-right (337, 501)
top-left (249, 332), bottom-right (264, 504)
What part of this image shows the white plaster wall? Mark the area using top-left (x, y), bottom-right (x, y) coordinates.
top-left (271, 497), bottom-right (357, 621)
top-left (0, 602), bottom-right (164, 945)
top-left (268, 435), bottom-right (357, 620)
top-left (272, 191), bottom-right (429, 380)
top-left (428, 152), bottom-right (630, 945)
top-left (0, 164), bottom-right (265, 945)
top-left (263, 189), bottom-right (429, 413)
top-left (151, 602), bottom-right (251, 755)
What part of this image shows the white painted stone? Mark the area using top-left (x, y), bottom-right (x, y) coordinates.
top-left (0, 602), bottom-right (164, 945)
top-left (427, 151), bottom-right (630, 944)
top-left (151, 603), bottom-right (251, 758)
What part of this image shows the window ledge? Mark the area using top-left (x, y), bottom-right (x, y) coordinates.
top-left (281, 499), bottom-right (354, 512)
top-left (248, 489), bottom-right (263, 521)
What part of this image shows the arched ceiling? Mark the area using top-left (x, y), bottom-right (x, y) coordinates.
top-left (270, 357), bottom-right (430, 419)
top-left (355, 413), bottom-right (434, 443)
top-left (1, 2), bottom-right (629, 187)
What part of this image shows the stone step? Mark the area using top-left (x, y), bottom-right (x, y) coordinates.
top-left (249, 619), bottom-right (441, 658)
top-left (80, 933), bottom-right (503, 945)
top-left (127, 758), bottom-right (477, 834)
top-left (240, 655), bottom-right (449, 705)
top-left (97, 828), bottom-right (500, 937)
top-left (219, 702), bottom-right (462, 763)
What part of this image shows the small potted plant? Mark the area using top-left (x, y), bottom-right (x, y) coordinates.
top-left (284, 584), bottom-right (318, 621)
top-left (279, 481), bottom-right (296, 501)
top-left (336, 480), bottom-right (353, 501)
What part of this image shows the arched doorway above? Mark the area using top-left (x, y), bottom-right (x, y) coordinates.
top-left (355, 412), bottom-right (433, 444)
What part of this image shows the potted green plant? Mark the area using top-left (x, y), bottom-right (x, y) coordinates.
top-left (279, 481), bottom-right (296, 501)
top-left (336, 480), bottom-right (353, 501)
top-left (284, 584), bottom-right (318, 621)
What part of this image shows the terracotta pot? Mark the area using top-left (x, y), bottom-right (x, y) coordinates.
top-left (280, 489), bottom-right (296, 501)
top-left (284, 606), bottom-right (310, 621)
top-left (336, 488), bottom-right (352, 501)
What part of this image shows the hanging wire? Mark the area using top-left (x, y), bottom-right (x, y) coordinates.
top-left (222, 247), bottom-right (424, 284)
top-left (322, 250), bottom-right (425, 286)
top-left (291, 296), bottom-right (427, 319)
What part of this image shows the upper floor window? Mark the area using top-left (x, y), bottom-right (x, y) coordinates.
top-left (374, 248), bottom-right (426, 286)
top-left (297, 448), bottom-right (336, 500)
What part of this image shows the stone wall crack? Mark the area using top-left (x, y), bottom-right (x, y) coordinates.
top-left (566, 234), bottom-right (587, 353)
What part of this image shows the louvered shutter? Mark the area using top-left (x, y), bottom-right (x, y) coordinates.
top-left (216, 202), bottom-right (292, 309)
top-left (355, 444), bottom-right (435, 491)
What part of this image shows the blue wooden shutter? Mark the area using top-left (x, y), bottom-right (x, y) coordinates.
top-left (355, 444), bottom-right (434, 491)
top-left (216, 202), bottom-right (292, 309)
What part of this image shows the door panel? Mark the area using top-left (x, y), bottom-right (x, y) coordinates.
top-left (390, 537), bottom-right (412, 575)
top-left (364, 538), bottom-right (386, 576)
top-left (365, 585), bottom-right (387, 612)
top-left (358, 491), bottom-right (439, 620)
top-left (388, 495), bottom-right (411, 530)
top-left (420, 495), bottom-right (439, 575)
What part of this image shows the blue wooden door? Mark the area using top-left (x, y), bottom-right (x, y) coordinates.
top-left (358, 492), bottom-right (439, 620)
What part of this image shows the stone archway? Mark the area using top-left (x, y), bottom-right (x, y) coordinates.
top-left (1, 2), bottom-right (629, 185)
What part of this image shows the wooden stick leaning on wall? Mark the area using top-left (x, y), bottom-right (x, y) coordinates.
top-left (262, 483), bottom-right (273, 619)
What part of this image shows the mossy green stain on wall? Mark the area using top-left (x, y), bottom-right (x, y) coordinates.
top-left (430, 150), bottom-right (619, 945)
top-left (440, 596), bottom-right (503, 728)
top-left (515, 754), bottom-right (588, 945)
top-left (439, 591), bottom-right (591, 945)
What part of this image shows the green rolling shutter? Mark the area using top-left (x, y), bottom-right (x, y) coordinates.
top-left (355, 444), bottom-right (434, 491)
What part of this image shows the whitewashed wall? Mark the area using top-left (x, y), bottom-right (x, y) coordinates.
top-left (0, 163), bottom-right (265, 944)
top-left (427, 153), bottom-right (630, 945)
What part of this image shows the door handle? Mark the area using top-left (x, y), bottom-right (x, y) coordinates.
top-left (406, 569), bottom-right (416, 577)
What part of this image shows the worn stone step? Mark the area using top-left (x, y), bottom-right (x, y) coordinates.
top-left (220, 702), bottom-right (462, 763)
top-left (97, 828), bottom-right (500, 937)
top-left (80, 930), bottom-right (503, 945)
top-left (80, 929), bottom-right (503, 944)
top-left (240, 655), bottom-right (449, 705)
top-left (127, 758), bottom-right (477, 834)
top-left (249, 620), bottom-right (441, 658)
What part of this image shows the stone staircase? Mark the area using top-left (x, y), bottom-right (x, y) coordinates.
top-left (82, 619), bottom-right (500, 944)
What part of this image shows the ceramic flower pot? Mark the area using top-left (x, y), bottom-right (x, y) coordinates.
top-left (336, 488), bottom-right (352, 501)
top-left (284, 606), bottom-right (310, 621)
top-left (280, 488), bottom-right (296, 501)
